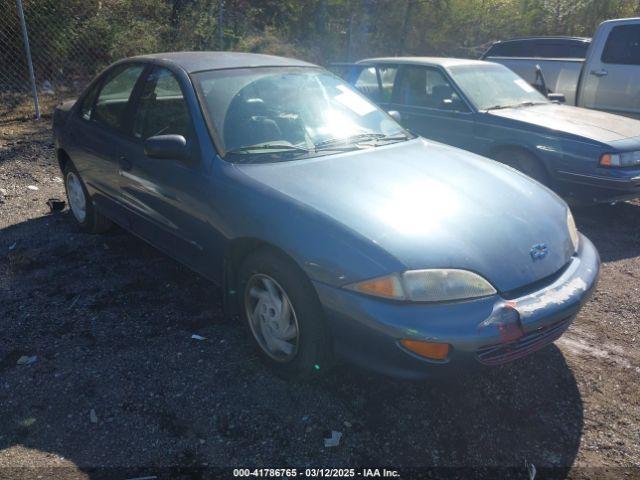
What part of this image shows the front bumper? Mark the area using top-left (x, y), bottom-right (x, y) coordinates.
top-left (314, 233), bottom-right (600, 379)
top-left (557, 168), bottom-right (640, 204)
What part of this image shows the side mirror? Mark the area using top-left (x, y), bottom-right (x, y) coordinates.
top-left (388, 110), bottom-right (402, 122)
top-left (547, 93), bottom-right (566, 103)
top-left (144, 134), bottom-right (188, 160)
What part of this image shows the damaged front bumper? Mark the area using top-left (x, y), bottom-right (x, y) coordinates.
top-left (314, 233), bottom-right (600, 379)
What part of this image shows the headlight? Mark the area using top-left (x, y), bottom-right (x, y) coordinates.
top-left (567, 208), bottom-right (579, 253)
top-left (600, 151), bottom-right (640, 167)
top-left (345, 269), bottom-right (496, 302)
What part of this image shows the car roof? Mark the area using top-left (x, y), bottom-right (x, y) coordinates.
top-left (127, 51), bottom-right (317, 73)
top-left (357, 57), bottom-right (491, 69)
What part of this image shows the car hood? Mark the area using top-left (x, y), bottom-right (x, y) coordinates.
top-left (488, 103), bottom-right (640, 143)
top-left (235, 139), bottom-right (575, 293)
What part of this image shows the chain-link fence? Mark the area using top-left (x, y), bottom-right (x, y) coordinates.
top-left (0, 0), bottom-right (246, 124)
top-left (1, 0), bottom-right (111, 123)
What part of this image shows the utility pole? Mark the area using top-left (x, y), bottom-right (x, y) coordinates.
top-left (16, 0), bottom-right (39, 119)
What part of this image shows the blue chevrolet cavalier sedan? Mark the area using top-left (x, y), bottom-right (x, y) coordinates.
top-left (53, 52), bottom-right (600, 380)
top-left (337, 57), bottom-right (640, 205)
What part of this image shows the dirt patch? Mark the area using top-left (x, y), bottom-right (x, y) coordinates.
top-left (1, 119), bottom-right (639, 477)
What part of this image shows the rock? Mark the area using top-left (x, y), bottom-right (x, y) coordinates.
top-left (27, 185), bottom-right (39, 191)
top-left (90, 409), bottom-right (98, 424)
top-left (16, 355), bottom-right (37, 366)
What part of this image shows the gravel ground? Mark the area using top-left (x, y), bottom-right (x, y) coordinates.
top-left (1, 118), bottom-right (639, 479)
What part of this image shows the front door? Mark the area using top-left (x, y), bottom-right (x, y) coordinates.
top-left (117, 66), bottom-right (211, 271)
top-left (580, 21), bottom-right (640, 117)
top-left (389, 65), bottom-right (475, 149)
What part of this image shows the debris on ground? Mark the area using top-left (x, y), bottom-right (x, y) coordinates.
top-left (8, 242), bottom-right (16, 251)
top-left (20, 417), bottom-right (36, 427)
top-left (46, 198), bottom-right (66, 213)
top-left (324, 430), bottom-right (342, 448)
top-left (16, 355), bottom-right (37, 366)
top-left (27, 185), bottom-right (39, 191)
top-left (525, 460), bottom-right (537, 480)
top-left (90, 409), bottom-right (98, 424)
top-left (191, 334), bottom-right (206, 341)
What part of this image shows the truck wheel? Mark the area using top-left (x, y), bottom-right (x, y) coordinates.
top-left (63, 162), bottom-right (112, 234)
top-left (238, 249), bottom-right (333, 381)
top-left (494, 149), bottom-right (549, 186)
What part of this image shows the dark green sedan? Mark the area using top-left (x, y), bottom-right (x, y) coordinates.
top-left (336, 57), bottom-right (640, 205)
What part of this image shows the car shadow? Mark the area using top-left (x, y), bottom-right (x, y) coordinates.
top-left (573, 201), bottom-right (640, 262)
top-left (1, 212), bottom-right (583, 477)
top-left (323, 346), bottom-right (581, 472)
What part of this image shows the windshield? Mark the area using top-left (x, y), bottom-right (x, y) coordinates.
top-left (193, 67), bottom-right (408, 162)
top-left (448, 63), bottom-right (549, 111)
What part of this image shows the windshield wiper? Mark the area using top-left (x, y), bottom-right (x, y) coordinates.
top-left (484, 104), bottom-right (510, 111)
top-left (485, 101), bottom-right (547, 112)
top-left (226, 143), bottom-right (311, 155)
top-left (314, 133), bottom-right (388, 151)
top-left (516, 101), bottom-right (547, 108)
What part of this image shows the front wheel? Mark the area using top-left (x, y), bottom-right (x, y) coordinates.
top-left (493, 149), bottom-right (549, 186)
top-left (238, 250), bottom-right (333, 380)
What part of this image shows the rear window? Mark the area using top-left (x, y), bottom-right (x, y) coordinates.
top-left (485, 39), bottom-right (589, 59)
top-left (602, 24), bottom-right (640, 65)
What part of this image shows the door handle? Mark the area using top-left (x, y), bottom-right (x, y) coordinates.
top-left (590, 68), bottom-right (608, 77)
top-left (118, 155), bottom-right (133, 171)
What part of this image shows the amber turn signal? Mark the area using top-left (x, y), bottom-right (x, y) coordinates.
top-left (600, 153), bottom-right (613, 167)
top-left (400, 339), bottom-right (450, 360)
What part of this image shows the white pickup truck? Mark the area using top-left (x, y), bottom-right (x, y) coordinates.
top-left (482, 17), bottom-right (640, 118)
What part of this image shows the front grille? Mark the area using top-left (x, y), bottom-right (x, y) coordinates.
top-left (476, 317), bottom-right (572, 366)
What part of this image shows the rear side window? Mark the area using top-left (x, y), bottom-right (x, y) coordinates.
top-left (93, 64), bottom-right (145, 131)
top-left (485, 41), bottom-right (529, 57)
top-left (132, 67), bottom-right (193, 140)
top-left (378, 66), bottom-right (398, 102)
top-left (602, 25), bottom-right (640, 65)
top-left (354, 67), bottom-right (380, 101)
top-left (485, 39), bottom-right (589, 59)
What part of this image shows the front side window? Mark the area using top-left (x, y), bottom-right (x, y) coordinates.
top-left (193, 67), bottom-right (409, 162)
top-left (449, 63), bottom-right (549, 111)
top-left (93, 64), bottom-right (145, 131)
top-left (132, 67), bottom-right (193, 140)
top-left (79, 83), bottom-right (100, 121)
top-left (602, 25), bottom-right (640, 65)
top-left (396, 66), bottom-right (467, 111)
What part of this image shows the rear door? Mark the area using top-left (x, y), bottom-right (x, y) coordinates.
top-left (65, 63), bottom-right (147, 227)
top-left (580, 21), bottom-right (640, 117)
top-left (117, 66), bottom-right (212, 270)
top-left (389, 65), bottom-right (475, 149)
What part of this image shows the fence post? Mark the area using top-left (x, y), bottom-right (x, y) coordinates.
top-left (16, 0), bottom-right (40, 120)
top-left (218, 0), bottom-right (225, 50)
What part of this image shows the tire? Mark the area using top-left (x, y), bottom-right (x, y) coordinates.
top-left (493, 149), bottom-right (549, 186)
top-left (63, 161), bottom-right (112, 234)
top-left (238, 249), bottom-right (333, 380)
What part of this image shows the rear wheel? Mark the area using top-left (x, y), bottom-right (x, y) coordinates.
top-left (63, 162), bottom-right (112, 233)
top-left (494, 149), bottom-right (549, 186)
top-left (238, 249), bottom-right (333, 380)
